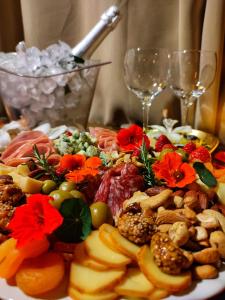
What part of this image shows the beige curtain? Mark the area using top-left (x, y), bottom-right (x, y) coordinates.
top-left (2, 0), bottom-right (225, 141)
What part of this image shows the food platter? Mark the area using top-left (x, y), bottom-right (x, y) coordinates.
top-left (1, 124), bottom-right (225, 300)
top-left (1, 268), bottom-right (225, 300)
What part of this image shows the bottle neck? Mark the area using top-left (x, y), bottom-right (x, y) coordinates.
top-left (71, 5), bottom-right (120, 58)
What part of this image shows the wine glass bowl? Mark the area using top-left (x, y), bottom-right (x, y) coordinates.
top-left (124, 48), bottom-right (169, 130)
top-left (169, 49), bottom-right (217, 126)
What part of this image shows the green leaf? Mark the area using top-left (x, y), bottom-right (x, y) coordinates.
top-left (55, 198), bottom-right (92, 243)
top-left (193, 162), bottom-right (217, 187)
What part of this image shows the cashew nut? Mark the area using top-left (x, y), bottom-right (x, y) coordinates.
top-left (123, 189), bottom-right (173, 210)
top-left (197, 211), bottom-right (220, 229)
top-left (140, 189), bottom-right (173, 210)
top-left (123, 191), bottom-right (149, 209)
top-left (131, 156), bottom-right (144, 167)
top-left (194, 226), bottom-right (208, 241)
top-left (203, 210), bottom-right (225, 233)
top-left (209, 231), bottom-right (225, 259)
top-left (168, 222), bottom-right (190, 246)
top-left (173, 195), bottom-right (184, 208)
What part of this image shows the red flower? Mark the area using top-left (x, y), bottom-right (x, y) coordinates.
top-left (152, 152), bottom-right (196, 188)
top-left (65, 156), bottom-right (102, 184)
top-left (7, 194), bottom-right (63, 248)
top-left (117, 124), bottom-right (150, 152)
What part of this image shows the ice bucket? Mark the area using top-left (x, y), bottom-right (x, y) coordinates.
top-left (0, 61), bottom-right (104, 129)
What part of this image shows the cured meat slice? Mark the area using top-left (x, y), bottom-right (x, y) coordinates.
top-left (1, 130), bottom-right (56, 167)
top-left (1, 131), bottom-right (50, 160)
top-left (89, 127), bottom-right (118, 152)
top-left (94, 163), bottom-right (144, 216)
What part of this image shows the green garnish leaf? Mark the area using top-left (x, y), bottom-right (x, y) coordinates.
top-left (139, 140), bottom-right (156, 187)
top-left (193, 162), bottom-right (217, 187)
top-left (55, 198), bottom-right (92, 243)
top-left (33, 145), bottom-right (63, 183)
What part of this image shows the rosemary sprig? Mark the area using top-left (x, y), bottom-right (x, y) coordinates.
top-left (139, 140), bottom-right (156, 187)
top-left (33, 145), bottom-right (60, 183)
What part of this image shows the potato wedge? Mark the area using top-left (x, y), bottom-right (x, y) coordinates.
top-left (73, 243), bottom-right (109, 271)
top-left (110, 229), bottom-right (140, 261)
top-left (137, 245), bottom-right (192, 293)
top-left (85, 230), bottom-right (131, 267)
top-left (68, 286), bottom-right (118, 300)
top-left (99, 224), bottom-right (119, 251)
top-left (115, 267), bottom-right (154, 297)
top-left (70, 260), bottom-right (125, 293)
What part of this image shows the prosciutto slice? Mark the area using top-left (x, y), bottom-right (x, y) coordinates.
top-left (1, 130), bottom-right (56, 166)
top-left (94, 163), bottom-right (144, 216)
top-left (89, 127), bottom-right (118, 152)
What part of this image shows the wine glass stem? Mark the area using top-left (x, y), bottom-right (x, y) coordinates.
top-left (142, 97), bottom-right (152, 132)
top-left (180, 97), bottom-right (190, 126)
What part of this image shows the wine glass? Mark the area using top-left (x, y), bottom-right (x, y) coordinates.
top-left (124, 48), bottom-right (169, 131)
top-left (169, 49), bottom-right (217, 126)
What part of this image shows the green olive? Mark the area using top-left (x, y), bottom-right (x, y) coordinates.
top-left (59, 181), bottom-right (76, 192)
top-left (49, 190), bottom-right (72, 209)
top-left (70, 189), bottom-right (86, 201)
top-left (90, 202), bottom-right (113, 229)
top-left (41, 180), bottom-right (57, 194)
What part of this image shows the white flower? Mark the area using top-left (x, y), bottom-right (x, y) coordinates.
top-left (147, 118), bottom-right (192, 144)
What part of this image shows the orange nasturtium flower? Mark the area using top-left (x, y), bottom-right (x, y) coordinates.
top-left (58, 154), bottom-right (102, 184)
top-left (152, 152), bottom-right (196, 188)
top-left (57, 154), bottom-right (86, 172)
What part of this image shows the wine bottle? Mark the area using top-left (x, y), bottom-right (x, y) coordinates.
top-left (71, 5), bottom-right (120, 58)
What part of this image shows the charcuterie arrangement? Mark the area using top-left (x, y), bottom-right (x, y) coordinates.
top-left (1, 124), bottom-right (225, 299)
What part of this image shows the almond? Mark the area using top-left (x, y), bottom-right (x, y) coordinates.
top-left (156, 210), bottom-right (190, 226)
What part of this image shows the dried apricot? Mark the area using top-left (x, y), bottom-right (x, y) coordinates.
top-left (16, 251), bottom-right (65, 295)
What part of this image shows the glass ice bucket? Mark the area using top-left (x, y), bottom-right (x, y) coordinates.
top-left (0, 61), bottom-right (102, 129)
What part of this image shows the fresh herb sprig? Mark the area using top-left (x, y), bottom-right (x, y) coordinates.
top-left (33, 145), bottom-right (62, 183)
top-left (139, 141), bottom-right (156, 187)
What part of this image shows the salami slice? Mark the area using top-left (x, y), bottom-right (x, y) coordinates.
top-left (94, 163), bottom-right (144, 216)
